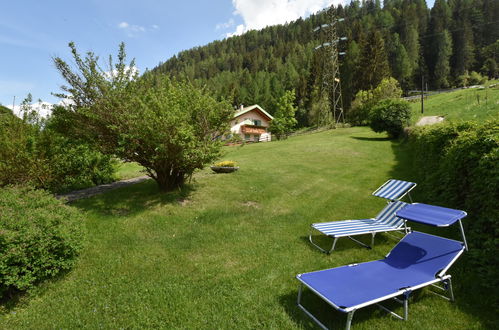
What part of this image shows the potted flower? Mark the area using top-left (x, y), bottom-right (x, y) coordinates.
top-left (210, 161), bottom-right (239, 173)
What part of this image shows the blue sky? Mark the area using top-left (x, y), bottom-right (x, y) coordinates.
top-left (0, 0), bottom-right (434, 111)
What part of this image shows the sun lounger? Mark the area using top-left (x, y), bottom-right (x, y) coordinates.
top-left (297, 231), bottom-right (465, 330)
top-left (309, 200), bottom-right (409, 253)
top-left (371, 179), bottom-right (416, 202)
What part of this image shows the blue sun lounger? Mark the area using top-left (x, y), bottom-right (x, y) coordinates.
top-left (309, 179), bottom-right (416, 253)
top-left (297, 231), bottom-right (465, 330)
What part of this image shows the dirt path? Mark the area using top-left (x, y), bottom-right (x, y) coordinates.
top-left (56, 175), bottom-right (150, 202)
top-left (416, 116), bottom-right (445, 126)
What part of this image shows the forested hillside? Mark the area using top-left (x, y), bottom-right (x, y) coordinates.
top-left (153, 0), bottom-right (499, 126)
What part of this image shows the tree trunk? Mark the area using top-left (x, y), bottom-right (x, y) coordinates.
top-left (153, 169), bottom-right (185, 192)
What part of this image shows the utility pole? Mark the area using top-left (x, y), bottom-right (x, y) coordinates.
top-left (421, 75), bottom-right (424, 114)
top-left (314, 6), bottom-right (346, 126)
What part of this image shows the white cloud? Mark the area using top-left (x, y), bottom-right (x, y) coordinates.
top-left (227, 0), bottom-right (344, 36)
top-left (104, 66), bottom-right (140, 79)
top-left (216, 18), bottom-right (235, 30)
top-left (7, 101), bottom-right (54, 118)
top-left (117, 21), bottom-right (151, 37)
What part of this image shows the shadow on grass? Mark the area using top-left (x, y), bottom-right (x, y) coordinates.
top-left (71, 179), bottom-right (196, 217)
top-left (300, 233), bottom-right (400, 259)
top-left (0, 269), bottom-right (73, 315)
top-left (351, 136), bottom-right (393, 142)
top-left (279, 289), bottom-right (424, 329)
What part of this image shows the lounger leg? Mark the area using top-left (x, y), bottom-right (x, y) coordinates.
top-left (371, 233), bottom-right (376, 247)
top-left (347, 235), bottom-right (372, 249)
top-left (330, 237), bottom-right (339, 253)
top-left (309, 228), bottom-right (339, 254)
top-left (403, 295), bottom-right (409, 320)
top-left (446, 278), bottom-right (455, 302)
top-left (296, 283), bottom-right (330, 330)
top-left (345, 311), bottom-right (355, 330)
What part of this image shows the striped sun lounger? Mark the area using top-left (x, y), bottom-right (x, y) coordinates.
top-left (297, 231), bottom-right (466, 329)
top-left (309, 200), bottom-right (409, 253)
top-left (371, 179), bottom-right (416, 201)
top-left (308, 179), bottom-right (416, 253)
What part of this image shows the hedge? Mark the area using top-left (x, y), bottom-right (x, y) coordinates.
top-left (408, 120), bottom-right (498, 293)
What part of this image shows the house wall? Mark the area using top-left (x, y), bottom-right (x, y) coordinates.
top-left (230, 109), bottom-right (272, 142)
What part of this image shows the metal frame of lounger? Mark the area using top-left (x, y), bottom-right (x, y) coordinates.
top-left (297, 231), bottom-right (465, 330)
top-left (309, 200), bottom-right (409, 253)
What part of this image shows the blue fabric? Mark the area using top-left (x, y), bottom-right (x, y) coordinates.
top-left (298, 232), bottom-right (464, 309)
top-left (372, 179), bottom-right (416, 201)
top-left (396, 203), bottom-right (467, 227)
top-left (312, 201), bottom-right (407, 237)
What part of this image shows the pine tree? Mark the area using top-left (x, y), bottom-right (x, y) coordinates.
top-left (434, 30), bottom-right (453, 88)
top-left (390, 33), bottom-right (412, 85)
top-left (358, 30), bottom-right (391, 90)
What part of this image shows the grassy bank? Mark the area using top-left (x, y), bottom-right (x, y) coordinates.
top-left (0, 127), bottom-right (489, 329)
top-left (410, 82), bottom-right (499, 124)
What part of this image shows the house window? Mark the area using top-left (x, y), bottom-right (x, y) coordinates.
top-left (254, 119), bottom-right (262, 126)
top-left (244, 134), bottom-right (250, 141)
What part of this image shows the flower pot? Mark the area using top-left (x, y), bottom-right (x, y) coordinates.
top-left (210, 166), bottom-right (239, 173)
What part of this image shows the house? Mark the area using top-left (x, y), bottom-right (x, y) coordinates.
top-left (230, 105), bottom-right (273, 142)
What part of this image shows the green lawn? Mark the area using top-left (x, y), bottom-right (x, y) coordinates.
top-left (114, 161), bottom-right (145, 180)
top-left (410, 81), bottom-right (499, 124)
top-left (0, 127), bottom-right (490, 329)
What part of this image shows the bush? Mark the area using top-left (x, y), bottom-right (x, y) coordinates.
top-left (0, 186), bottom-right (85, 295)
top-left (468, 71), bottom-right (487, 85)
top-left (408, 120), bottom-right (498, 295)
top-left (348, 78), bottom-right (403, 126)
top-left (0, 104), bottom-right (116, 193)
top-left (368, 99), bottom-right (411, 138)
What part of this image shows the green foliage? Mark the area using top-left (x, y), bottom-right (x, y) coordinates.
top-left (433, 30), bottom-right (453, 88)
top-left (0, 99), bottom-right (116, 193)
top-left (456, 71), bottom-right (488, 87)
top-left (357, 30), bottom-right (391, 91)
top-left (269, 90), bottom-right (298, 139)
top-left (0, 186), bottom-right (84, 295)
top-left (54, 43), bottom-right (232, 192)
top-left (348, 77), bottom-right (403, 125)
top-left (408, 120), bottom-right (499, 295)
top-left (369, 99), bottom-right (411, 138)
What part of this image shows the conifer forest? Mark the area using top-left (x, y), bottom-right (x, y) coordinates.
top-left (153, 0), bottom-right (499, 127)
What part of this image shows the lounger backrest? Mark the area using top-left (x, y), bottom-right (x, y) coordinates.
top-left (385, 231), bottom-right (465, 277)
top-left (375, 201), bottom-right (407, 227)
top-left (372, 179), bottom-right (416, 201)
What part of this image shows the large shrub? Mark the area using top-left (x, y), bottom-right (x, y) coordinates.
top-left (348, 77), bottom-right (403, 126)
top-left (53, 42), bottom-right (232, 191)
top-left (0, 186), bottom-right (85, 295)
top-left (0, 100), bottom-right (116, 193)
top-left (408, 120), bottom-right (498, 294)
top-left (368, 99), bottom-right (411, 138)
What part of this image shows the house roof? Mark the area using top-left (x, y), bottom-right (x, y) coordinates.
top-left (233, 104), bottom-right (273, 121)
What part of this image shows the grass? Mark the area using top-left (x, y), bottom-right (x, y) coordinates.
top-left (114, 161), bottom-right (145, 180)
top-left (410, 81), bottom-right (499, 124)
top-left (0, 127), bottom-right (491, 329)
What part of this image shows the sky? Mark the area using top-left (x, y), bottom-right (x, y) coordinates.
top-left (0, 0), bottom-right (435, 115)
